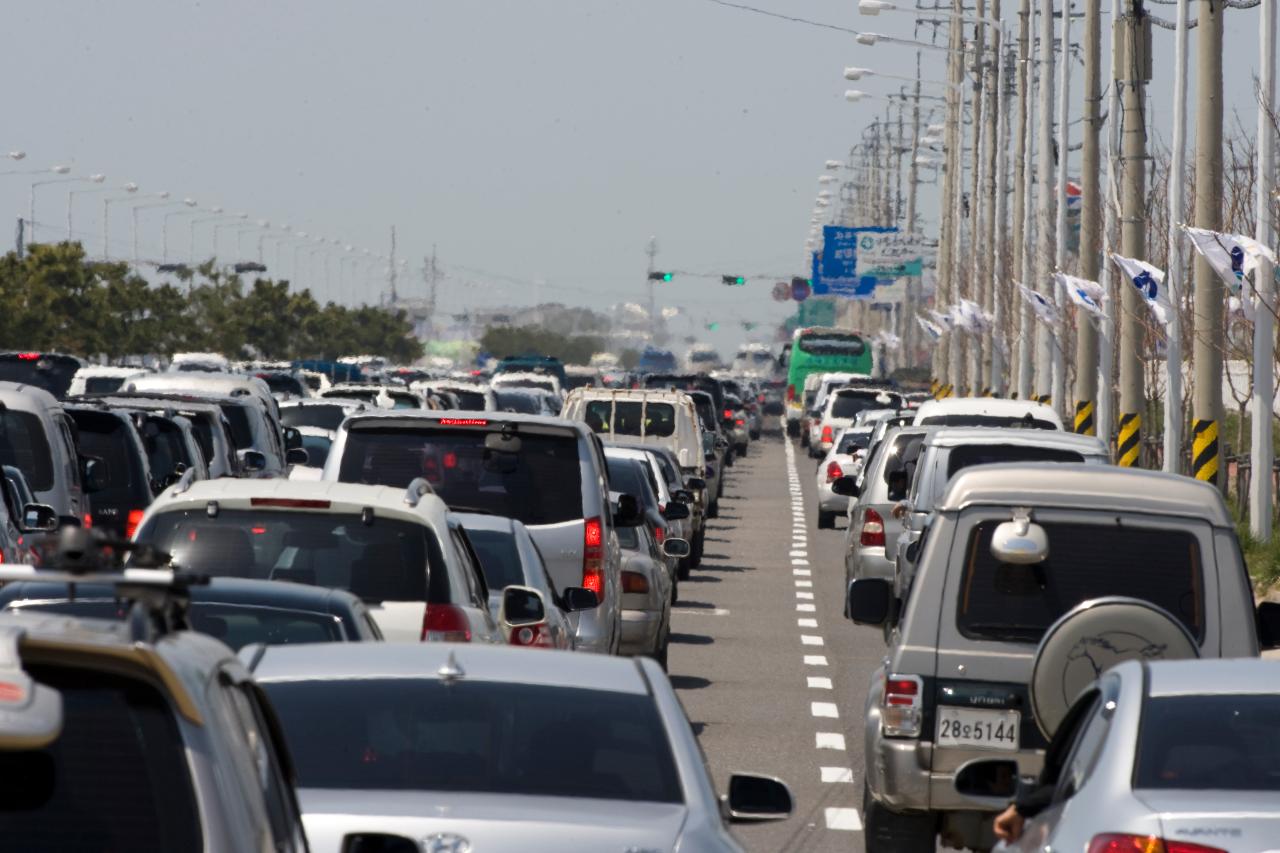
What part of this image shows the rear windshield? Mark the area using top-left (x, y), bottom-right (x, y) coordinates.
top-left (281, 404), bottom-right (349, 431)
top-left (299, 433), bottom-right (332, 468)
top-left (0, 666), bottom-right (200, 851)
top-left (563, 375), bottom-right (597, 391)
top-left (584, 401), bottom-right (676, 438)
top-left (84, 376), bottom-right (127, 394)
top-left (837, 432), bottom-right (872, 453)
top-left (337, 426), bottom-right (584, 526)
top-left (259, 374), bottom-right (306, 396)
top-left (465, 528), bottom-right (524, 591)
top-left (264, 679), bottom-right (682, 804)
top-left (920, 414), bottom-right (1058, 430)
top-left (1135, 694), bottom-right (1280, 791)
top-left (832, 391), bottom-right (899, 420)
top-left (0, 354), bottom-right (80, 398)
top-left (388, 393), bottom-right (420, 410)
top-left (69, 411), bottom-right (150, 505)
top-left (957, 520), bottom-right (1204, 643)
top-left (494, 390), bottom-right (540, 414)
top-left (606, 458), bottom-right (652, 504)
top-left (136, 508), bottom-right (446, 603)
top-left (141, 419), bottom-right (194, 480)
top-left (447, 390), bottom-right (487, 411)
top-left (0, 410), bottom-right (54, 492)
top-left (946, 445), bottom-right (1086, 480)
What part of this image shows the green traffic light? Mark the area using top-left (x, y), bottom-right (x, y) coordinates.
top-left (663, 273), bottom-right (673, 282)
top-left (734, 276), bottom-right (745, 285)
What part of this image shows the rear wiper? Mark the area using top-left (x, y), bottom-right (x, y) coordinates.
top-left (964, 623), bottom-right (1044, 641)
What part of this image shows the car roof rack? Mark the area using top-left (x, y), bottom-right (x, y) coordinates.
top-left (0, 527), bottom-right (205, 643)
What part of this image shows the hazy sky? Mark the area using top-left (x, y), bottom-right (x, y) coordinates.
top-left (0, 1), bottom-right (1266, 356)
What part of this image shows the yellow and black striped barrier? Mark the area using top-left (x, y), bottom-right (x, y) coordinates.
top-left (929, 378), bottom-right (940, 398)
top-left (1035, 393), bottom-right (1051, 405)
top-left (1117, 413), bottom-right (1140, 467)
top-left (1192, 419), bottom-right (1219, 483)
top-left (1074, 400), bottom-right (1096, 436)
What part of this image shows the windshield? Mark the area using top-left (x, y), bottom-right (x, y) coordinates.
top-left (136, 508), bottom-right (447, 603)
top-left (957, 520), bottom-right (1204, 643)
top-left (494, 390), bottom-right (540, 414)
top-left (945, 444), bottom-right (1086, 480)
top-left (1135, 694), bottom-right (1280, 791)
top-left (264, 679), bottom-right (682, 803)
top-left (84, 376), bottom-right (128, 394)
top-left (70, 410), bottom-right (151, 510)
top-left (337, 426), bottom-right (584, 525)
top-left (837, 432), bottom-right (872, 453)
top-left (831, 391), bottom-right (899, 420)
top-left (920, 414), bottom-right (1058, 430)
top-left (0, 666), bottom-right (200, 851)
top-left (584, 400), bottom-right (676, 438)
top-left (259, 374), bottom-right (306, 396)
top-left (281, 404), bottom-right (349, 431)
top-left (797, 334), bottom-right (865, 356)
top-left (0, 409), bottom-right (54, 492)
top-left (445, 389), bottom-right (488, 410)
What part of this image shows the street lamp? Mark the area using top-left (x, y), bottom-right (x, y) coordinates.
top-left (6, 152), bottom-right (25, 162)
top-left (161, 198), bottom-right (200, 261)
top-left (818, 175), bottom-right (837, 185)
top-left (101, 183), bottom-right (141, 258)
top-left (212, 212), bottom-right (250, 260)
top-left (824, 160), bottom-right (842, 170)
top-left (29, 167), bottom-right (86, 243)
top-left (188, 206), bottom-right (226, 263)
top-left (131, 192), bottom-right (180, 263)
top-left (66, 175), bottom-right (121, 241)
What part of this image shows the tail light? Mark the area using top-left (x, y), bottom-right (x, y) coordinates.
top-left (124, 509), bottom-right (145, 539)
top-left (881, 673), bottom-right (922, 737)
top-left (758, 393), bottom-right (765, 403)
top-left (421, 604), bottom-right (472, 642)
top-left (735, 418), bottom-right (744, 426)
top-left (508, 623), bottom-right (554, 647)
top-left (652, 524), bottom-right (665, 545)
top-left (1087, 835), bottom-right (1227, 853)
top-left (821, 425), bottom-right (834, 445)
top-left (786, 384), bottom-right (796, 401)
top-left (826, 461), bottom-right (844, 483)
top-left (622, 571), bottom-right (650, 593)
top-left (860, 508), bottom-right (886, 547)
top-left (723, 408), bottom-right (733, 420)
top-left (582, 516), bottom-right (604, 596)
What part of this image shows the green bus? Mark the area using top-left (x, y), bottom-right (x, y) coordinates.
top-left (784, 327), bottom-right (872, 435)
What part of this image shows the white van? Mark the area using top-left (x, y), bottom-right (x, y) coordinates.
top-left (561, 388), bottom-right (705, 476)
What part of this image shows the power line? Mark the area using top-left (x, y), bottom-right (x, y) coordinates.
top-left (699, 0), bottom-right (863, 35)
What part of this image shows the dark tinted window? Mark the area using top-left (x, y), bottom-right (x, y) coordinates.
top-left (957, 521), bottom-right (1204, 643)
top-left (299, 433), bottom-right (332, 468)
top-left (616, 525), bottom-right (641, 550)
top-left (258, 374), bottom-right (306, 396)
top-left (265, 679), bottom-right (682, 803)
top-left (584, 401), bottom-right (675, 438)
top-left (84, 376), bottom-right (127, 394)
top-left (563, 375), bottom-right (597, 390)
top-left (946, 445), bottom-right (1085, 480)
top-left (1134, 694), bottom-right (1280, 791)
top-left (797, 333), bottom-right (865, 356)
top-left (139, 419), bottom-right (193, 481)
top-left (0, 410), bottom-right (54, 492)
top-left (337, 427), bottom-right (584, 526)
top-left (184, 414), bottom-right (217, 465)
top-left (837, 431), bottom-right (872, 453)
top-left (832, 391), bottom-right (900, 419)
top-left (920, 414), bottom-right (1058, 430)
top-left (281, 404), bottom-right (349, 431)
top-left (447, 390), bottom-right (487, 410)
top-left (68, 410), bottom-right (150, 506)
top-left (137, 509), bottom-right (446, 603)
top-left (606, 458), bottom-right (653, 506)
top-left (0, 354), bottom-right (81, 398)
top-left (494, 390), bottom-right (540, 414)
top-left (219, 404), bottom-right (254, 449)
top-left (466, 527), bottom-right (525, 590)
top-left (0, 666), bottom-right (200, 851)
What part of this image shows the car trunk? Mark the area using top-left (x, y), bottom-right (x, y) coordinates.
top-left (1135, 790), bottom-right (1280, 852)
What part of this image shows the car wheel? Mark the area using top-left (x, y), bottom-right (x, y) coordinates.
top-left (736, 443), bottom-right (748, 456)
top-left (749, 430), bottom-right (761, 440)
top-left (862, 782), bottom-right (937, 853)
top-left (817, 510), bottom-right (835, 529)
top-left (708, 500), bottom-right (719, 519)
top-left (691, 529), bottom-right (704, 567)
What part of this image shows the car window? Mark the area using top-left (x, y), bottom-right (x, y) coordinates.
top-left (493, 390), bottom-right (540, 414)
top-left (920, 414), bottom-right (1057, 430)
top-left (0, 409), bottom-right (54, 492)
top-left (0, 665), bottom-right (201, 851)
top-left (831, 391), bottom-right (899, 419)
top-left (945, 444), bottom-right (1085, 480)
top-left (447, 390), bottom-right (487, 410)
top-left (837, 431), bottom-right (872, 454)
top-left (1053, 695), bottom-right (1108, 802)
top-left (337, 426), bottom-right (585, 526)
top-left (141, 418), bottom-right (193, 481)
top-left (219, 404), bottom-right (255, 449)
top-left (69, 411), bottom-right (151, 506)
top-left (584, 401), bottom-right (676, 438)
top-left (1134, 694), bottom-right (1280, 791)
top-left (451, 528), bottom-right (488, 605)
top-left (137, 508), bottom-right (448, 604)
top-left (84, 376), bottom-right (128, 394)
top-left (220, 678), bottom-right (304, 851)
top-left (956, 520), bottom-right (1205, 643)
top-left (280, 404), bottom-right (348, 431)
top-left (466, 527), bottom-right (525, 592)
top-left (264, 679), bottom-right (683, 804)
top-left (299, 433), bottom-right (332, 468)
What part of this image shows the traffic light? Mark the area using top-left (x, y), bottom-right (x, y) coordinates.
top-left (706, 322), bottom-right (720, 331)
top-left (648, 271), bottom-right (673, 282)
top-left (721, 274), bottom-right (746, 286)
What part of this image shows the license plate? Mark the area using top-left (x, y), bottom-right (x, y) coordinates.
top-left (935, 706), bottom-right (1020, 751)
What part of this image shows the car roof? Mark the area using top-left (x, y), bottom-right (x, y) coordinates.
top-left (341, 409), bottom-right (588, 434)
top-left (0, 381), bottom-right (59, 410)
top-left (938, 463), bottom-right (1232, 525)
top-left (914, 397), bottom-right (1061, 422)
top-left (152, 477), bottom-right (450, 524)
top-left (250, 642), bottom-right (652, 695)
top-left (1142, 658), bottom-right (1280, 697)
top-left (0, 576), bottom-right (360, 613)
top-left (923, 428), bottom-right (1108, 453)
top-left (571, 387), bottom-right (688, 401)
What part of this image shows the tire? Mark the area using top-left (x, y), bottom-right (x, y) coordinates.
top-left (677, 559), bottom-right (691, 581)
top-left (749, 430), bottom-right (761, 440)
top-left (736, 443), bottom-right (748, 456)
top-left (691, 529), bottom-right (704, 567)
top-left (863, 783), bottom-right (937, 853)
top-left (817, 510), bottom-right (835, 529)
top-left (708, 500), bottom-right (719, 519)
top-left (787, 421), bottom-right (800, 438)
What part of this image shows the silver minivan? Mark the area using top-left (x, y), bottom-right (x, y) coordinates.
top-left (0, 382), bottom-right (88, 524)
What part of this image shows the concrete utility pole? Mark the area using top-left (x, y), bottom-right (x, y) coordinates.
top-left (1051, 1), bottom-right (1072, 416)
top-left (1095, 0), bottom-right (1121, 447)
top-left (1116, 0), bottom-right (1149, 467)
top-left (1164, 0), bottom-right (1190, 471)
top-left (940, 4), bottom-right (965, 396)
top-left (1016, 0), bottom-right (1036, 399)
top-left (646, 236), bottom-right (658, 341)
top-left (1191, 0), bottom-right (1224, 485)
top-left (1034, 0), bottom-right (1057, 404)
top-left (1251, 0), bottom-right (1276, 539)
top-left (992, 38), bottom-right (1012, 395)
top-left (1074, 0), bottom-right (1102, 435)
top-left (905, 51), bottom-right (923, 369)
top-left (388, 225), bottom-right (398, 304)
top-left (979, 3), bottom-right (1001, 394)
top-left (967, 0), bottom-right (988, 395)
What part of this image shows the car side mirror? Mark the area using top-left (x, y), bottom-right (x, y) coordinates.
top-left (663, 537), bottom-right (691, 558)
top-left (562, 586), bottom-right (599, 611)
top-left (662, 502), bottom-right (690, 521)
top-left (830, 476), bottom-right (860, 498)
top-left (952, 758), bottom-right (1018, 809)
top-left (613, 493), bottom-right (644, 527)
top-left (1257, 600), bottom-right (1280, 650)
top-left (500, 585), bottom-right (546, 628)
top-left (847, 578), bottom-right (892, 626)
top-left (238, 449), bottom-right (267, 473)
top-left (21, 503), bottom-right (58, 532)
top-left (990, 513), bottom-right (1049, 564)
top-left (725, 772), bottom-right (793, 822)
top-left (685, 478), bottom-right (707, 492)
top-left (81, 457), bottom-right (105, 494)
top-left (283, 426), bottom-right (304, 450)
top-left (340, 834), bottom-right (419, 853)
top-left (285, 447), bottom-right (310, 466)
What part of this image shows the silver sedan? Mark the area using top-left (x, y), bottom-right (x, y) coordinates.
top-left (252, 643), bottom-right (794, 853)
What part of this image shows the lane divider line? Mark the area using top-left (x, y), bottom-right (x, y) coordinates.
top-left (824, 808), bottom-right (865, 832)
top-left (807, 676), bottom-right (833, 689)
top-left (811, 701), bottom-right (839, 718)
top-left (800, 635), bottom-right (825, 646)
top-left (820, 767), bottom-right (854, 784)
top-left (798, 618), bottom-right (819, 628)
top-left (804, 655), bottom-right (828, 666)
top-left (815, 732), bottom-right (846, 750)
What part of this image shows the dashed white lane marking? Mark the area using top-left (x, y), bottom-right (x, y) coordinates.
top-left (789, 549), bottom-right (808, 557)
top-left (797, 603), bottom-right (816, 612)
top-left (792, 559), bottom-right (810, 566)
top-left (798, 618), bottom-right (819, 628)
top-left (795, 579), bottom-right (813, 587)
top-left (820, 766), bottom-right (854, 784)
top-left (671, 607), bottom-right (730, 616)
top-left (793, 568), bottom-right (811, 576)
top-left (804, 655), bottom-right (828, 666)
top-left (800, 635), bottom-right (825, 646)
top-left (807, 676), bottom-right (833, 689)
top-left (825, 808), bottom-right (865, 831)
top-left (811, 701), bottom-right (839, 718)
top-left (815, 732), bottom-right (846, 750)
top-left (796, 591), bottom-right (815, 599)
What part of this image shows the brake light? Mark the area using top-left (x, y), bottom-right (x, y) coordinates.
top-left (83, 513), bottom-right (93, 527)
top-left (439, 417), bottom-right (488, 426)
top-left (16, 352), bottom-right (40, 361)
top-left (249, 498), bottom-right (331, 509)
top-left (723, 408), bottom-right (733, 419)
top-left (860, 508), bottom-right (886, 547)
top-left (421, 604), bottom-right (472, 642)
top-left (786, 384), bottom-right (795, 401)
top-left (821, 425), bottom-right (834, 445)
top-left (622, 571), bottom-right (650, 593)
top-left (1087, 835), bottom-right (1228, 853)
top-left (881, 673), bottom-right (922, 737)
top-left (826, 462), bottom-right (844, 483)
top-left (509, 623), bottom-right (554, 647)
top-left (582, 516), bottom-right (604, 595)
top-left (124, 509), bottom-right (145, 539)
top-left (735, 418), bottom-right (744, 426)
top-left (653, 524), bottom-right (665, 544)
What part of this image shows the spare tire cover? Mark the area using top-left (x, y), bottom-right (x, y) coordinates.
top-left (1030, 596), bottom-right (1199, 738)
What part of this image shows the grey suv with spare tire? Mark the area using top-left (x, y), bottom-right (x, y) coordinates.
top-left (845, 463), bottom-right (1280, 853)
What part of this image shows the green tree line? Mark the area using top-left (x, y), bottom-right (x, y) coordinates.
top-left (0, 242), bottom-right (423, 362)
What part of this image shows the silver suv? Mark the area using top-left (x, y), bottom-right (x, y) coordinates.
top-left (847, 464), bottom-right (1279, 852)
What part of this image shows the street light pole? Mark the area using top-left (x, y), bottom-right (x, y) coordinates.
top-left (131, 194), bottom-right (175, 264)
top-left (162, 199), bottom-right (199, 262)
top-left (101, 184), bottom-right (140, 259)
top-left (189, 209), bottom-right (226, 264)
top-left (1251, 0), bottom-right (1276, 539)
top-left (64, 174), bottom-right (106, 239)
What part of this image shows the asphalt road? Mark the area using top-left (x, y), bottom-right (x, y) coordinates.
top-left (671, 432), bottom-right (886, 852)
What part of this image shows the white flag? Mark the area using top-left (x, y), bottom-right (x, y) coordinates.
top-left (927, 308), bottom-right (954, 330)
top-left (1053, 272), bottom-right (1105, 317)
top-left (875, 330), bottom-right (902, 351)
top-left (1015, 282), bottom-right (1060, 327)
top-left (957, 299), bottom-right (993, 331)
top-left (916, 316), bottom-right (944, 341)
top-left (1110, 254), bottom-right (1173, 327)
top-left (1183, 225), bottom-right (1277, 297)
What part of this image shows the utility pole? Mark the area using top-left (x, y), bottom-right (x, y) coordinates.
top-left (939, 4), bottom-right (964, 396)
top-left (388, 225), bottom-right (398, 304)
top-left (1034, 0), bottom-right (1057, 404)
top-left (992, 38), bottom-right (1012, 395)
top-left (1164, 0), bottom-right (1190, 470)
top-left (1191, 0), bottom-right (1224, 485)
top-left (1096, 0), bottom-right (1121, 447)
top-left (905, 51), bottom-right (923, 369)
top-left (1051, 1), bottom-right (1071, 417)
top-left (1251, 0), bottom-right (1276, 539)
top-left (1116, 0), bottom-right (1149, 467)
top-left (1016, 0), bottom-right (1035, 399)
top-left (979, 2), bottom-right (1001, 394)
top-left (422, 246), bottom-right (441, 340)
top-left (968, 0), bottom-right (987, 395)
top-left (1074, 0), bottom-right (1102, 435)
top-left (646, 236), bottom-right (658, 342)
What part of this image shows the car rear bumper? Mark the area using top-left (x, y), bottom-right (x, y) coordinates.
top-left (868, 735), bottom-right (1045, 813)
top-left (817, 485), bottom-right (847, 513)
top-left (849, 547), bottom-right (894, 582)
top-left (618, 608), bottom-right (662, 653)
